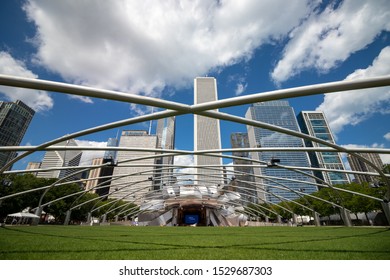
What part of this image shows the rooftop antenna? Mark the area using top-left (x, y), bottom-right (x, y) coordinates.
top-left (148, 107), bottom-right (154, 135)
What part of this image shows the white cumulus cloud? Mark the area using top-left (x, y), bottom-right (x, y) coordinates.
top-left (174, 154), bottom-right (195, 182)
top-left (23, 0), bottom-right (315, 97)
top-left (235, 81), bottom-right (247, 96)
top-left (316, 46), bottom-right (390, 135)
top-left (0, 51), bottom-right (53, 112)
top-left (271, 0), bottom-right (390, 83)
top-left (384, 132), bottom-right (390, 141)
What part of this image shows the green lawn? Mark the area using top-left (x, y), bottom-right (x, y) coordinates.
top-left (0, 225), bottom-right (389, 260)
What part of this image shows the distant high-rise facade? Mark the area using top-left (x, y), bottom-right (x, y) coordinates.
top-left (37, 139), bottom-right (82, 180)
top-left (0, 100), bottom-right (35, 170)
top-left (95, 158), bottom-right (116, 197)
top-left (26, 161), bottom-right (41, 176)
top-left (348, 153), bottom-right (384, 184)
top-left (154, 117), bottom-right (176, 189)
top-left (104, 137), bottom-right (119, 160)
top-left (109, 130), bottom-right (157, 204)
top-left (85, 158), bottom-right (104, 192)
top-left (230, 132), bottom-right (257, 204)
top-left (297, 111), bottom-right (350, 186)
top-left (86, 137), bottom-right (119, 196)
top-left (194, 77), bottom-right (223, 186)
top-left (246, 101), bottom-right (317, 203)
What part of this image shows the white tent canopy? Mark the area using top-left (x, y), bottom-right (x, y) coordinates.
top-left (6, 212), bottom-right (40, 225)
top-left (7, 212), bottom-right (40, 218)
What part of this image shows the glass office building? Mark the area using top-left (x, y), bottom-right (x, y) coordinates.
top-left (0, 100), bottom-right (35, 170)
top-left (154, 116), bottom-right (176, 189)
top-left (246, 101), bottom-right (317, 203)
top-left (298, 111), bottom-right (350, 186)
top-left (230, 132), bottom-right (257, 204)
top-left (104, 137), bottom-right (119, 160)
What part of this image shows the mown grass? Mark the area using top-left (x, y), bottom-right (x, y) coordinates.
top-left (0, 225), bottom-right (389, 260)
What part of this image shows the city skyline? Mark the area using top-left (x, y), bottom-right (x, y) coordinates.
top-left (0, 1), bottom-right (389, 171)
top-left (0, 85), bottom-right (388, 175)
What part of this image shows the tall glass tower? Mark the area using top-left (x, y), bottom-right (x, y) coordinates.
top-left (230, 132), bottom-right (257, 204)
top-left (246, 101), bottom-right (317, 203)
top-left (104, 137), bottom-right (119, 160)
top-left (154, 116), bottom-right (176, 188)
top-left (0, 100), bottom-right (35, 170)
top-left (194, 77), bottom-right (222, 186)
top-left (298, 111), bottom-right (350, 186)
top-left (85, 137), bottom-right (119, 196)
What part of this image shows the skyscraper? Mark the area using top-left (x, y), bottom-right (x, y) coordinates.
top-left (154, 116), bottom-right (175, 189)
top-left (246, 101), bottom-right (317, 203)
top-left (85, 137), bottom-right (119, 196)
top-left (104, 137), bottom-right (119, 160)
top-left (26, 161), bottom-right (41, 176)
top-left (194, 77), bottom-right (223, 186)
top-left (298, 111), bottom-right (350, 186)
top-left (109, 130), bottom-right (157, 204)
top-left (37, 139), bottom-right (82, 180)
top-left (348, 153), bottom-right (383, 184)
top-left (230, 132), bottom-right (257, 204)
top-left (86, 158), bottom-right (104, 192)
top-left (0, 100), bottom-right (35, 170)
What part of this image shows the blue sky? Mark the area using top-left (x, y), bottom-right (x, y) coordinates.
top-left (0, 0), bottom-right (389, 170)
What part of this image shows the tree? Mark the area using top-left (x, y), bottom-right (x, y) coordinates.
top-left (42, 183), bottom-right (120, 224)
top-left (309, 188), bottom-right (337, 219)
top-left (245, 203), bottom-right (267, 220)
top-left (382, 164), bottom-right (390, 174)
top-left (70, 192), bottom-right (101, 223)
top-left (295, 182), bottom-right (385, 225)
top-left (0, 174), bottom-right (55, 220)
